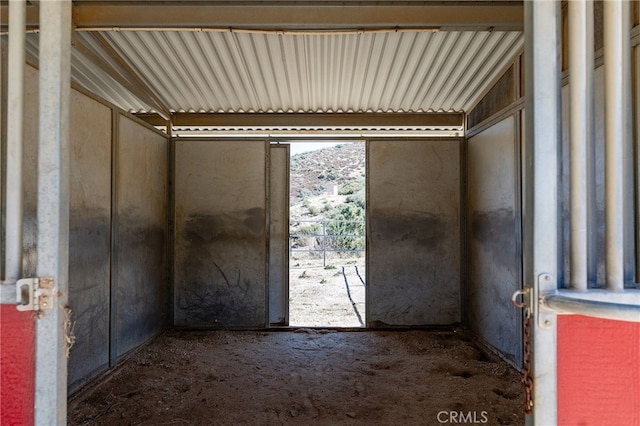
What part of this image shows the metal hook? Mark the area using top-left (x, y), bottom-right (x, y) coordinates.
top-left (511, 288), bottom-right (530, 309)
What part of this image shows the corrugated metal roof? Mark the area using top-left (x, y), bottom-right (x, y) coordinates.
top-left (26, 29), bottom-right (523, 115)
top-left (24, 33), bottom-right (156, 112)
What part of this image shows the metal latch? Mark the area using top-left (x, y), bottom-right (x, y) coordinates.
top-left (16, 277), bottom-right (55, 312)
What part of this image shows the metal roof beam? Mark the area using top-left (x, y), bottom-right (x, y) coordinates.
top-left (136, 112), bottom-right (464, 128)
top-left (1, 3), bottom-right (523, 31)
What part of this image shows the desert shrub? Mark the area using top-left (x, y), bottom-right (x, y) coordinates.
top-left (345, 189), bottom-right (366, 209)
top-left (297, 224), bottom-right (321, 235)
top-left (326, 204), bottom-right (365, 251)
top-left (339, 180), bottom-right (364, 195)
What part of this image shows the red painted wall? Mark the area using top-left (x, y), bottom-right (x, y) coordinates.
top-left (0, 305), bottom-right (35, 426)
top-left (558, 315), bottom-right (640, 425)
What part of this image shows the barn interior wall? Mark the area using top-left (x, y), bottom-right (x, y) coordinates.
top-left (173, 137), bottom-right (463, 328)
top-left (173, 139), bottom-right (268, 328)
top-left (464, 54), bottom-right (523, 367)
top-left (367, 139), bottom-right (462, 326)
top-left (67, 86), bottom-right (113, 390)
top-left (466, 116), bottom-right (523, 367)
top-left (113, 115), bottom-right (169, 358)
top-left (11, 64), bottom-right (169, 392)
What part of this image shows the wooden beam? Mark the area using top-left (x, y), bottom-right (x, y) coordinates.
top-left (1, 2), bottom-right (524, 31)
top-left (0, 4), bottom-right (39, 29)
top-left (136, 112), bottom-right (464, 128)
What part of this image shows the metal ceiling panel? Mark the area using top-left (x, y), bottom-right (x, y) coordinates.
top-left (20, 29), bottom-right (522, 115)
top-left (24, 33), bottom-right (153, 112)
top-left (74, 29), bottom-right (522, 114)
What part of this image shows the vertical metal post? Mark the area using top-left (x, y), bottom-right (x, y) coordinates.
top-left (524, 1), bottom-right (561, 424)
top-left (621, 0), bottom-right (635, 285)
top-left (635, 27), bottom-right (640, 284)
top-left (322, 219), bottom-right (327, 267)
top-left (4, 0), bottom-right (26, 286)
top-left (35, 1), bottom-right (72, 424)
top-left (604, 0), bottom-right (625, 291)
top-left (568, 0), bottom-right (594, 290)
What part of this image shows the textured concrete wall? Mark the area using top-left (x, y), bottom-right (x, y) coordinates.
top-left (268, 145), bottom-right (289, 325)
top-left (21, 66), bottom-right (114, 391)
top-left (20, 63), bottom-right (168, 384)
top-left (174, 140), bottom-right (267, 327)
top-left (467, 116), bottom-right (522, 366)
top-left (114, 115), bottom-right (168, 356)
top-left (67, 90), bottom-right (112, 390)
top-left (367, 139), bottom-right (461, 326)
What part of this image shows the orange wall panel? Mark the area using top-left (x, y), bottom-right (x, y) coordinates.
top-left (558, 315), bottom-right (640, 425)
top-left (0, 306), bottom-right (35, 426)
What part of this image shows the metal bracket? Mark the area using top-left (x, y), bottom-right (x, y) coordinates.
top-left (16, 277), bottom-right (55, 312)
top-left (537, 273), bottom-right (555, 329)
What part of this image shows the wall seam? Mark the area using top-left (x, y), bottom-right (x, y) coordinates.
top-left (108, 110), bottom-right (120, 367)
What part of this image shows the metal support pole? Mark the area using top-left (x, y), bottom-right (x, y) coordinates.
top-left (604, 0), bottom-right (625, 291)
top-left (621, 0), bottom-right (635, 285)
top-left (524, 1), bottom-right (561, 424)
top-left (568, 0), bottom-right (594, 290)
top-left (322, 220), bottom-right (326, 267)
top-left (35, 1), bottom-right (72, 424)
top-left (4, 0), bottom-right (26, 286)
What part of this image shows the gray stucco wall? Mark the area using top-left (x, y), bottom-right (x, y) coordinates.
top-left (367, 139), bottom-right (461, 326)
top-left (114, 115), bottom-right (168, 357)
top-left (21, 66), bottom-right (115, 391)
top-left (67, 91), bottom-right (113, 390)
top-left (467, 116), bottom-right (522, 366)
top-left (174, 140), bottom-right (267, 328)
top-left (18, 65), bottom-right (169, 389)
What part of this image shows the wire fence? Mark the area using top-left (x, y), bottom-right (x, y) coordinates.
top-left (290, 219), bottom-right (365, 267)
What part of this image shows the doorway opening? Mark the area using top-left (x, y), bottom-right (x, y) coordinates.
top-left (288, 141), bottom-right (366, 327)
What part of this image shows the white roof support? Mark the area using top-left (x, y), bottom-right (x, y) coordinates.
top-left (35, 1), bottom-right (72, 424)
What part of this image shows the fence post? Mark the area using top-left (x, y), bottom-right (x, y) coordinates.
top-left (322, 220), bottom-right (327, 267)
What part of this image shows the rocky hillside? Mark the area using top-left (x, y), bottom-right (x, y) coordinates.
top-left (289, 143), bottom-right (366, 254)
top-left (290, 143), bottom-right (365, 200)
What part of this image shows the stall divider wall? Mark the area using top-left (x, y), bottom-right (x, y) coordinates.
top-left (367, 138), bottom-right (462, 326)
top-left (173, 139), bottom-right (268, 328)
top-left (2, 63), bottom-right (170, 393)
top-left (112, 113), bottom-right (168, 361)
top-left (465, 55), bottom-right (524, 367)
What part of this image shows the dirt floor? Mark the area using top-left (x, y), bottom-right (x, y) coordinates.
top-left (289, 260), bottom-right (366, 327)
top-left (69, 329), bottom-right (525, 426)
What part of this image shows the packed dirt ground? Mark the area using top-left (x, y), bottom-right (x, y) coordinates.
top-left (289, 259), bottom-right (366, 327)
top-left (69, 329), bottom-right (525, 425)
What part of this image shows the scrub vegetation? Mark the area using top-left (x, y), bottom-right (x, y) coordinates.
top-left (290, 143), bottom-right (366, 255)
